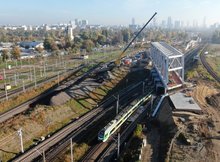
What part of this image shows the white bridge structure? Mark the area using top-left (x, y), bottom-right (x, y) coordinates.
top-left (150, 42), bottom-right (184, 91)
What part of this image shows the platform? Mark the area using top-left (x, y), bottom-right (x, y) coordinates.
top-left (170, 92), bottom-right (201, 113)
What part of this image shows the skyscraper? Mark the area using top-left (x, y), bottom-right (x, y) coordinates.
top-left (174, 20), bottom-right (181, 29)
top-left (67, 26), bottom-right (74, 41)
top-left (132, 18), bottom-right (135, 25)
top-left (167, 16), bottom-right (172, 29)
top-left (129, 18), bottom-right (138, 31)
top-left (161, 20), bottom-right (166, 28)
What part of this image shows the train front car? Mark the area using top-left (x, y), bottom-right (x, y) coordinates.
top-left (98, 129), bottom-right (109, 142)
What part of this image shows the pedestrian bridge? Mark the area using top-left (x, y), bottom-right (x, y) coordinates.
top-left (150, 42), bottom-right (184, 92)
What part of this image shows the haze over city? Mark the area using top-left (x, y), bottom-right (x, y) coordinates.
top-left (1, 0), bottom-right (220, 162)
top-left (0, 0), bottom-right (220, 26)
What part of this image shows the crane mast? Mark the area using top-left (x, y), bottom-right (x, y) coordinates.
top-left (115, 12), bottom-right (157, 65)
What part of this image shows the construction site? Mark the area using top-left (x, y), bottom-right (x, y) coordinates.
top-left (0, 13), bottom-right (220, 162)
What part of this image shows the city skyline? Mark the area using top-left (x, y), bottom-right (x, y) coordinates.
top-left (0, 0), bottom-right (220, 26)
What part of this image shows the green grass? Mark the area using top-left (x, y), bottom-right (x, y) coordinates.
top-left (186, 61), bottom-right (216, 82)
top-left (0, 103), bottom-right (89, 162)
top-left (206, 57), bottom-right (220, 76)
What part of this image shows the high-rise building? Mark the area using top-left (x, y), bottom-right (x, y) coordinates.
top-left (67, 26), bottom-right (74, 41)
top-left (181, 21), bottom-right (185, 28)
top-left (132, 18), bottom-right (135, 25)
top-left (129, 18), bottom-right (138, 31)
top-left (75, 19), bottom-right (88, 28)
top-left (75, 19), bottom-right (81, 27)
top-left (81, 20), bottom-right (89, 27)
top-left (161, 20), bottom-right (166, 28)
top-left (174, 20), bottom-right (181, 29)
top-left (167, 16), bottom-right (173, 29)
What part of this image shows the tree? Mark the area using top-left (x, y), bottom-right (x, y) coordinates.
top-left (111, 32), bottom-right (123, 45)
top-left (102, 29), bottom-right (109, 38)
top-left (97, 34), bottom-right (106, 46)
top-left (11, 46), bottom-right (21, 59)
top-left (212, 30), bottom-right (220, 44)
top-left (1, 49), bottom-right (9, 62)
top-left (50, 42), bottom-right (59, 51)
top-left (64, 36), bottom-right (72, 49)
top-left (80, 31), bottom-right (90, 40)
top-left (122, 29), bottom-right (131, 43)
top-left (82, 39), bottom-right (95, 52)
top-left (43, 37), bottom-right (58, 51)
top-left (44, 37), bottom-right (52, 50)
top-left (133, 124), bottom-right (142, 138)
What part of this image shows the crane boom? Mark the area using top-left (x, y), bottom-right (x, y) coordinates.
top-left (115, 12), bottom-right (157, 65)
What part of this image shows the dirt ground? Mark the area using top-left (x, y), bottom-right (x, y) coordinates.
top-left (169, 82), bottom-right (220, 162)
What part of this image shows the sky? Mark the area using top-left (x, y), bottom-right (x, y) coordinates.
top-left (0, 0), bottom-right (220, 26)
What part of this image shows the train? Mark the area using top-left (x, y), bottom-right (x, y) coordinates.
top-left (98, 92), bottom-right (152, 142)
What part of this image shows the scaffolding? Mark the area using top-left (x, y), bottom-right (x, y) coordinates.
top-left (150, 42), bottom-right (184, 90)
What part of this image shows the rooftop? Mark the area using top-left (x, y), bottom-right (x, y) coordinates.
top-left (151, 42), bottom-right (183, 58)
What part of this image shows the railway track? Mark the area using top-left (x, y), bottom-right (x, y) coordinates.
top-left (0, 58), bottom-right (88, 101)
top-left (93, 102), bottom-right (151, 162)
top-left (44, 81), bottom-right (146, 162)
top-left (11, 78), bottom-right (145, 162)
top-left (184, 45), bottom-right (202, 66)
top-left (200, 51), bottom-right (220, 83)
top-left (0, 64), bottom-right (101, 123)
top-left (12, 105), bottom-right (107, 162)
top-left (0, 67), bottom-right (79, 101)
top-left (80, 91), bottom-right (152, 162)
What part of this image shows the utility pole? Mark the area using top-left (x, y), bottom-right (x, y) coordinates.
top-left (3, 69), bottom-right (8, 100)
top-left (30, 68), bottom-right (32, 81)
top-left (57, 71), bottom-right (60, 85)
top-left (43, 149), bottom-right (46, 162)
top-left (70, 138), bottom-right (73, 162)
top-left (4, 81), bottom-right (8, 100)
top-left (44, 63), bottom-right (46, 77)
top-left (151, 95), bottom-right (154, 111)
top-left (17, 128), bottom-right (24, 153)
top-left (3, 69), bottom-right (6, 80)
top-left (142, 82), bottom-right (145, 95)
top-left (117, 133), bottom-right (120, 159)
top-left (34, 66), bottom-right (37, 88)
top-left (14, 73), bottom-right (17, 86)
top-left (116, 94), bottom-right (119, 115)
top-left (22, 79), bottom-right (25, 92)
